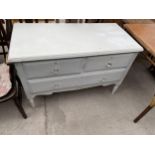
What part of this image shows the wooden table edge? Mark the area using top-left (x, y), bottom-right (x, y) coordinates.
top-left (124, 24), bottom-right (155, 57)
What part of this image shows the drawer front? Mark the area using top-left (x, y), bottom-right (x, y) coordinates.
top-left (28, 69), bottom-right (125, 93)
top-left (84, 53), bottom-right (135, 72)
top-left (23, 58), bottom-right (84, 79)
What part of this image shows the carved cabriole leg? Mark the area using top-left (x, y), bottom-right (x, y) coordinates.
top-left (112, 83), bottom-right (121, 94)
top-left (134, 95), bottom-right (155, 123)
top-left (29, 97), bottom-right (35, 108)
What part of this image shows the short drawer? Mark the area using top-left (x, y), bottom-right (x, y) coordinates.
top-left (84, 53), bottom-right (135, 72)
top-left (28, 69), bottom-right (125, 93)
top-left (23, 58), bottom-right (84, 78)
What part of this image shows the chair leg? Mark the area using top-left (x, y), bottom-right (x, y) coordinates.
top-left (134, 95), bottom-right (155, 123)
top-left (134, 105), bottom-right (153, 123)
top-left (14, 83), bottom-right (27, 119)
top-left (1, 44), bottom-right (7, 62)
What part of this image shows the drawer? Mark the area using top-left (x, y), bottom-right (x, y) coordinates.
top-left (28, 69), bottom-right (125, 93)
top-left (84, 53), bottom-right (135, 72)
top-left (23, 58), bottom-right (84, 78)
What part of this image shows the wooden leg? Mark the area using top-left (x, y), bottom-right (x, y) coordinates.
top-left (134, 95), bottom-right (155, 123)
top-left (1, 44), bottom-right (7, 62)
top-left (134, 105), bottom-right (153, 123)
top-left (14, 83), bottom-right (27, 119)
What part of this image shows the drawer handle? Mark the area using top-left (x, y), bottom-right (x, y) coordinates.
top-left (106, 62), bottom-right (112, 68)
top-left (102, 77), bottom-right (107, 82)
top-left (53, 61), bottom-right (59, 73)
top-left (54, 84), bottom-right (59, 89)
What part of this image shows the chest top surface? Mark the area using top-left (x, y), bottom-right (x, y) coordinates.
top-left (8, 23), bottom-right (143, 62)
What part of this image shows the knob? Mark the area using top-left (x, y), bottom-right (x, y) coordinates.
top-left (106, 62), bottom-right (112, 68)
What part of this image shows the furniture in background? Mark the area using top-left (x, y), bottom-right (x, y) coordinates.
top-left (0, 20), bottom-right (27, 119)
top-left (122, 19), bottom-right (154, 24)
top-left (12, 19), bottom-right (59, 23)
top-left (0, 19), bottom-right (13, 61)
top-left (8, 23), bottom-right (143, 107)
top-left (0, 19), bottom-right (9, 61)
top-left (11, 19), bottom-right (123, 24)
top-left (123, 20), bottom-right (155, 70)
top-left (0, 55), bottom-right (27, 119)
top-left (124, 24), bottom-right (155, 122)
top-left (134, 95), bottom-right (155, 123)
top-left (12, 19), bottom-right (84, 23)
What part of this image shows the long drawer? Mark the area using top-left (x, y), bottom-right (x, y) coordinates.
top-left (23, 53), bottom-right (135, 79)
top-left (28, 69), bottom-right (126, 93)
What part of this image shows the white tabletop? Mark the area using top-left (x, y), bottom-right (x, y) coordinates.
top-left (8, 23), bottom-right (143, 63)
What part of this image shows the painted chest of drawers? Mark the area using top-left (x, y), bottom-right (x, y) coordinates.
top-left (8, 23), bottom-right (143, 107)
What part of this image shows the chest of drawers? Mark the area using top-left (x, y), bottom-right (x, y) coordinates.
top-left (8, 23), bottom-right (143, 107)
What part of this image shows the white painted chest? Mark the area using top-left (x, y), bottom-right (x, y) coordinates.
top-left (8, 23), bottom-right (143, 106)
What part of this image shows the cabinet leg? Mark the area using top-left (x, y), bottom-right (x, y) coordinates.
top-left (112, 84), bottom-right (120, 94)
top-left (29, 98), bottom-right (35, 107)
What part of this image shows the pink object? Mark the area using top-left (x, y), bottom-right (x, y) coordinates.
top-left (0, 63), bottom-right (12, 97)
